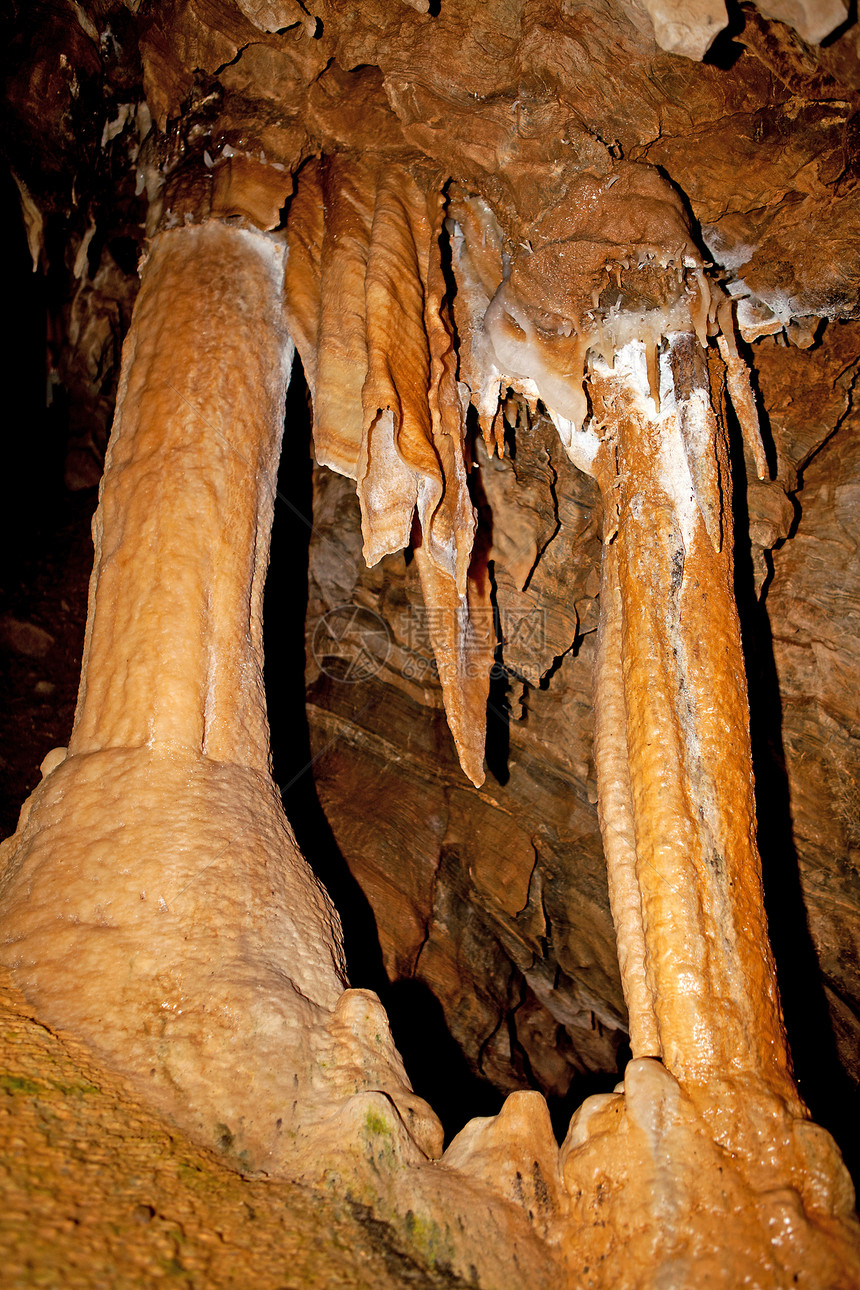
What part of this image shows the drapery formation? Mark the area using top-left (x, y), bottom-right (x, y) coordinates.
top-left (284, 155), bottom-right (493, 785)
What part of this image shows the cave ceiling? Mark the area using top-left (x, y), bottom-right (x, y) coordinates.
top-left (1, 0), bottom-right (859, 1176)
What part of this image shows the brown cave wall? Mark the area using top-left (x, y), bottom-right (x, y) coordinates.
top-left (761, 332), bottom-right (860, 1134)
top-left (294, 407), bottom-right (624, 1121)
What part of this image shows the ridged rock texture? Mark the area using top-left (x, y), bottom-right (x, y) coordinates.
top-left (1, 0), bottom-right (860, 1286)
top-left (0, 219), bottom-right (444, 1174)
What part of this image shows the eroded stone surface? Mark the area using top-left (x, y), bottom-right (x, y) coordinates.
top-left (0, 967), bottom-right (554, 1290)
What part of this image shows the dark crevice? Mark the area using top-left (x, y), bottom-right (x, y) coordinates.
top-left (521, 441), bottom-right (561, 593)
top-left (386, 977), bottom-right (503, 1143)
top-left (470, 455), bottom-right (510, 786)
top-left (701, 2), bottom-right (746, 70)
top-left (793, 359), bottom-right (860, 487)
top-left (546, 1065), bottom-right (625, 1146)
top-left (211, 42), bottom-right (254, 77)
top-left (726, 372), bottom-right (860, 1183)
top-left (514, 843), bottom-right (542, 920)
top-left (485, 560), bottom-right (511, 786)
top-left (735, 329), bottom-right (780, 481)
top-left (275, 152), bottom-right (322, 231)
top-left (265, 363), bottom-right (504, 1144)
top-left (265, 358), bottom-right (388, 996)
top-left (389, 852), bottom-right (503, 1141)
top-left (537, 635), bottom-right (577, 690)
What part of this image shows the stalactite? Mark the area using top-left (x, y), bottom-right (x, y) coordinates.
top-left (284, 156), bottom-right (493, 785)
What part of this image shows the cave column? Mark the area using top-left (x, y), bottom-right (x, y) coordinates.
top-left (590, 340), bottom-right (798, 1109)
top-left (0, 217), bottom-right (447, 1170)
top-left (0, 217), bottom-right (349, 1057)
top-left (70, 221), bottom-right (290, 770)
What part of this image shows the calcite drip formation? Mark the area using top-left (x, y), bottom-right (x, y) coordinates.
top-left (280, 153), bottom-right (860, 1277)
top-left (2, 133), bottom-right (859, 1290)
top-left (283, 156), bottom-right (767, 786)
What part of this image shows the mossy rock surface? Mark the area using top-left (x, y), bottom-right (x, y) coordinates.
top-left (0, 972), bottom-right (469, 1289)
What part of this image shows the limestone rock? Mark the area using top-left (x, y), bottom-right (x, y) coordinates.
top-left (443, 1090), bottom-right (564, 1239)
top-left (560, 1058), bottom-right (860, 1289)
top-left (754, 0), bottom-right (849, 45)
top-left (766, 386), bottom-right (860, 1112)
top-left (639, 0), bottom-right (729, 61)
top-left (2, 0), bottom-right (860, 1284)
top-left (0, 967), bottom-right (554, 1289)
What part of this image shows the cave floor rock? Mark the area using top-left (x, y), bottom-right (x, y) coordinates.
top-left (0, 968), bottom-right (476, 1290)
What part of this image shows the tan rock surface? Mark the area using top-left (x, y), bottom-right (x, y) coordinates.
top-left (639, 0), bottom-right (729, 61)
top-left (765, 379), bottom-right (860, 1116)
top-left (754, 0), bottom-right (849, 45)
top-left (0, 969), bottom-right (471, 1290)
top-left (561, 1057), bottom-right (860, 1289)
top-left (0, 959), bottom-right (572, 1290)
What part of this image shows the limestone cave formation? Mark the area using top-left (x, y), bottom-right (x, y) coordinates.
top-left (1, 1), bottom-right (860, 1286)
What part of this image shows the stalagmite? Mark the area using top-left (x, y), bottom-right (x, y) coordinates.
top-left (0, 216), bottom-right (442, 1175)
